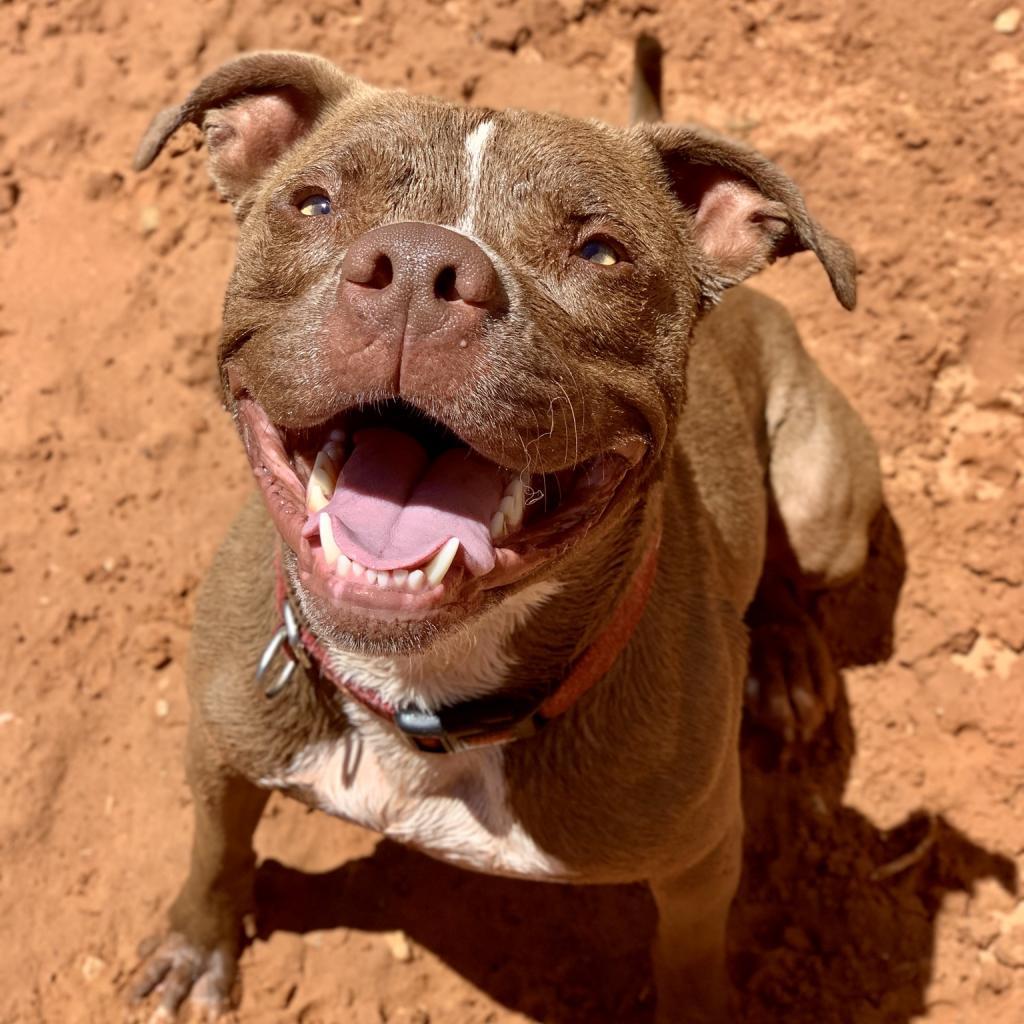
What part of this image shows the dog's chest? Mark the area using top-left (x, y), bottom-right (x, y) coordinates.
top-left (265, 583), bottom-right (569, 880)
top-left (269, 724), bottom-right (569, 881)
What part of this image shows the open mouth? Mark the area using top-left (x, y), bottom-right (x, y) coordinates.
top-left (236, 393), bottom-right (640, 621)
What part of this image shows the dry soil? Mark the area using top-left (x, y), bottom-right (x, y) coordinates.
top-left (1, 1), bottom-right (1023, 1022)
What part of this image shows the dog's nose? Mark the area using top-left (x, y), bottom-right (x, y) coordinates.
top-left (335, 222), bottom-right (503, 395)
top-left (342, 222), bottom-right (500, 312)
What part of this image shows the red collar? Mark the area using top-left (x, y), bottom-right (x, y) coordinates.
top-left (260, 526), bottom-right (661, 754)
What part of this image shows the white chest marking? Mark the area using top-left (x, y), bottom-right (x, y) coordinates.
top-left (272, 729), bottom-right (569, 880)
top-left (457, 120), bottom-right (495, 234)
top-left (264, 578), bottom-right (570, 880)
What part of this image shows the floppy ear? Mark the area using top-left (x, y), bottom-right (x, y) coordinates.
top-left (637, 123), bottom-right (857, 310)
top-left (133, 51), bottom-right (362, 210)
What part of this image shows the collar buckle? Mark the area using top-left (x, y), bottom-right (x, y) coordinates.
top-left (394, 696), bottom-right (542, 754)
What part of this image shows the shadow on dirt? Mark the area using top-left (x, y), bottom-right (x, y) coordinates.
top-left (254, 508), bottom-right (1017, 1023)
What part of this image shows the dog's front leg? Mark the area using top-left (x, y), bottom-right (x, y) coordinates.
top-left (650, 822), bottom-right (742, 1024)
top-left (130, 720), bottom-right (269, 1019)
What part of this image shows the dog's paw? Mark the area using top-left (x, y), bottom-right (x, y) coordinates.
top-left (129, 931), bottom-right (236, 1022)
top-left (745, 612), bottom-right (838, 744)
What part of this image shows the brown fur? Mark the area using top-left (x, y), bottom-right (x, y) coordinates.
top-left (129, 42), bottom-right (885, 1024)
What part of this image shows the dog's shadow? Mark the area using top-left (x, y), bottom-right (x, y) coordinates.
top-left (253, 509), bottom-right (1017, 1023)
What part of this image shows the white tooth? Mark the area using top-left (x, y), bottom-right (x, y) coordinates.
top-left (424, 537), bottom-right (460, 587)
top-left (313, 448), bottom-right (338, 478)
top-left (365, 569), bottom-right (378, 585)
top-left (503, 478), bottom-right (524, 529)
top-left (307, 486), bottom-right (330, 514)
top-left (329, 428), bottom-right (345, 442)
top-left (407, 569), bottom-right (426, 592)
top-left (323, 440), bottom-right (344, 463)
top-left (319, 513), bottom-right (341, 567)
top-left (351, 561), bottom-right (365, 577)
top-left (375, 570), bottom-right (391, 588)
top-left (307, 450), bottom-right (338, 511)
top-left (393, 569), bottom-right (409, 586)
top-left (336, 554), bottom-right (351, 576)
top-left (489, 510), bottom-right (506, 541)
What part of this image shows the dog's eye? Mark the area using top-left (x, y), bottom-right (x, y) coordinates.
top-left (298, 194), bottom-right (332, 217)
top-left (578, 238), bottom-right (620, 266)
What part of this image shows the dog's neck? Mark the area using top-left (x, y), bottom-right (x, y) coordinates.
top-left (324, 577), bottom-right (564, 713)
top-left (317, 492), bottom-right (663, 717)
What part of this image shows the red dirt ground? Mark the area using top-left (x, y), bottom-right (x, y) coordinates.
top-left (2, 1), bottom-right (1023, 1021)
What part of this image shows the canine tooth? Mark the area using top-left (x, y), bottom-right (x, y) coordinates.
top-left (503, 478), bottom-right (524, 529)
top-left (307, 450), bottom-right (338, 511)
top-left (319, 513), bottom-right (341, 567)
top-left (375, 570), bottom-right (391, 588)
top-left (365, 569), bottom-right (378, 585)
top-left (313, 448), bottom-right (338, 476)
top-left (424, 537), bottom-right (460, 587)
top-left (329, 428), bottom-right (345, 442)
top-left (489, 510), bottom-right (506, 541)
top-left (336, 554), bottom-right (351, 576)
top-left (306, 467), bottom-right (332, 513)
top-left (393, 569), bottom-right (409, 586)
top-left (307, 487), bottom-right (329, 514)
top-left (407, 569), bottom-right (426, 592)
top-left (351, 561), bottom-right (365, 577)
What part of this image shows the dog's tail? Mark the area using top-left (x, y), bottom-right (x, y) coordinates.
top-left (630, 33), bottom-right (664, 124)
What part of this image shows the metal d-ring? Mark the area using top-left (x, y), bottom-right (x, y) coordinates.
top-left (255, 598), bottom-right (309, 699)
top-left (282, 599), bottom-right (308, 665)
top-left (255, 626), bottom-right (296, 699)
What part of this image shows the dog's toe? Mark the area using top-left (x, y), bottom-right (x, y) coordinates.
top-left (129, 932), bottom-right (235, 1022)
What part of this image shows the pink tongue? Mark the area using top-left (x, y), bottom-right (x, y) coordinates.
top-left (305, 427), bottom-right (504, 576)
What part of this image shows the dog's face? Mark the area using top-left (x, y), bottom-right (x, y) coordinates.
top-left (137, 53), bottom-right (855, 653)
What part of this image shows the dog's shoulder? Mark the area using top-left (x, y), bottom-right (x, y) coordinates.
top-left (188, 494), bottom-right (345, 779)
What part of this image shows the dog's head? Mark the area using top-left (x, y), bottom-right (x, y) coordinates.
top-left (137, 51), bottom-right (855, 654)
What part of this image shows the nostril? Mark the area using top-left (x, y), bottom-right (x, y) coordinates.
top-left (365, 253), bottom-right (393, 290)
top-left (434, 265), bottom-right (458, 302)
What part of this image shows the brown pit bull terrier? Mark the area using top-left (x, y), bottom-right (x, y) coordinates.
top-left (129, 37), bottom-right (882, 1023)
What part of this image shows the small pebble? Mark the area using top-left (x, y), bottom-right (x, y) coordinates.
top-left (154, 698), bottom-right (169, 718)
top-left (994, 7), bottom-right (1021, 33)
top-left (384, 930), bottom-right (413, 962)
top-left (81, 954), bottom-right (106, 982)
top-left (140, 205), bottom-right (161, 235)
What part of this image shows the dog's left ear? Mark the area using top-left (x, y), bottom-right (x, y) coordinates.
top-left (637, 123), bottom-right (857, 310)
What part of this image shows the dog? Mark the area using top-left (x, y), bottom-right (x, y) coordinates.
top-left (128, 36), bottom-right (882, 1023)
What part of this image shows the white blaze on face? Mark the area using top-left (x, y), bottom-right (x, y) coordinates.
top-left (457, 119), bottom-right (495, 233)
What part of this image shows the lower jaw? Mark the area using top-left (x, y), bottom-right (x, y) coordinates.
top-left (277, 542), bottom-right (571, 659)
top-left (291, 539), bottom-right (553, 625)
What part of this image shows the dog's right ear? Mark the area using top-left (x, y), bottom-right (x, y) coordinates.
top-left (133, 51), bottom-right (362, 209)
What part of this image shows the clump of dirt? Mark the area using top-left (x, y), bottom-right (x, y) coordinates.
top-left (1, 2), bottom-right (1021, 1022)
